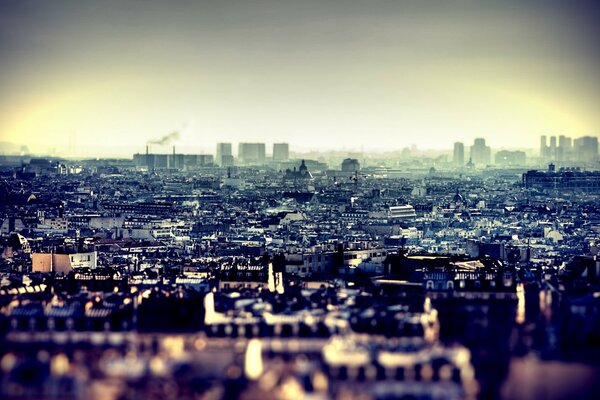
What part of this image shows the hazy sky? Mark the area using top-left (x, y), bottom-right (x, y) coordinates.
top-left (1, 0), bottom-right (599, 156)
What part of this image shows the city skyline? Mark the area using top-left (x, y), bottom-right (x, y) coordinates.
top-left (1, 0), bottom-right (600, 156)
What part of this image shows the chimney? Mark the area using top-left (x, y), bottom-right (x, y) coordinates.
top-left (146, 145), bottom-right (149, 155)
top-left (172, 146), bottom-right (177, 169)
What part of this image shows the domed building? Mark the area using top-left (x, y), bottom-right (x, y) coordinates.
top-left (283, 160), bottom-right (313, 181)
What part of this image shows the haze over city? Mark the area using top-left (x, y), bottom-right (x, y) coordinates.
top-left (3, 2), bottom-right (600, 400)
top-left (1, 0), bottom-right (599, 156)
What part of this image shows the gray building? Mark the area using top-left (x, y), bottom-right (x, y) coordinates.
top-left (453, 142), bottom-right (464, 167)
top-left (216, 143), bottom-right (232, 166)
top-left (273, 143), bottom-right (289, 161)
top-left (470, 138), bottom-right (491, 166)
top-left (574, 136), bottom-right (598, 164)
top-left (238, 143), bottom-right (266, 164)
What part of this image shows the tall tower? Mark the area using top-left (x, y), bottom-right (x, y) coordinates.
top-left (273, 143), bottom-right (289, 161)
top-left (574, 136), bottom-right (599, 164)
top-left (238, 143), bottom-right (266, 165)
top-left (549, 136), bottom-right (557, 161)
top-left (470, 138), bottom-right (491, 166)
top-left (540, 135), bottom-right (547, 160)
top-left (453, 142), bottom-right (465, 167)
top-left (216, 143), bottom-right (232, 166)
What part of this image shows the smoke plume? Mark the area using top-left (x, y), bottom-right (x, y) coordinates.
top-left (147, 130), bottom-right (180, 146)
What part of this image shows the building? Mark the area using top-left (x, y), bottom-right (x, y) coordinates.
top-left (558, 135), bottom-right (572, 162)
top-left (100, 202), bottom-right (174, 216)
top-left (389, 205), bottom-right (416, 219)
top-left (272, 143), bottom-right (289, 161)
top-left (470, 138), bottom-right (491, 166)
top-left (283, 160), bottom-right (313, 181)
top-left (523, 164), bottom-right (600, 192)
top-left (216, 143), bottom-right (232, 166)
top-left (540, 135), bottom-right (547, 160)
top-left (32, 250), bottom-right (98, 274)
top-left (286, 248), bottom-right (390, 277)
top-left (341, 158), bottom-right (360, 172)
top-left (540, 135), bottom-right (574, 162)
top-left (183, 154), bottom-right (214, 168)
top-left (238, 143), bottom-right (266, 165)
top-left (220, 154), bottom-right (234, 167)
top-left (133, 150), bottom-right (213, 171)
top-left (453, 142), bottom-right (464, 167)
top-left (573, 136), bottom-right (599, 164)
top-left (549, 136), bottom-right (557, 161)
top-left (495, 150), bottom-right (526, 166)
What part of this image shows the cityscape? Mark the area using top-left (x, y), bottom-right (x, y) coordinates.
top-left (2, 1), bottom-right (600, 400)
top-left (2, 137), bottom-right (600, 399)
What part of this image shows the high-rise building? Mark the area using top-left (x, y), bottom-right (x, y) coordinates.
top-left (540, 135), bottom-right (547, 160)
top-left (573, 136), bottom-right (599, 164)
top-left (453, 142), bottom-right (464, 166)
top-left (549, 136), bottom-right (557, 161)
top-left (216, 143), bottom-right (232, 166)
top-left (238, 143), bottom-right (266, 164)
top-left (558, 135), bottom-right (572, 162)
top-left (470, 138), bottom-right (491, 166)
top-left (273, 143), bottom-right (289, 161)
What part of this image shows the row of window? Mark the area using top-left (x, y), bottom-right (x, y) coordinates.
top-left (71, 255), bottom-right (92, 262)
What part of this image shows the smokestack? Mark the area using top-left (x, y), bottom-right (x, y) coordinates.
top-left (173, 145), bottom-right (175, 155)
top-left (146, 145), bottom-right (151, 172)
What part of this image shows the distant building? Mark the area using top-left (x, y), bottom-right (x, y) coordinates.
top-left (341, 158), bottom-right (360, 172)
top-left (523, 164), bottom-right (600, 192)
top-left (283, 159), bottom-right (313, 181)
top-left (540, 135), bottom-right (547, 160)
top-left (541, 135), bottom-right (569, 162)
top-left (220, 154), bottom-right (234, 167)
top-left (133, 150), bottom-right (213, 170)
top-left (238, 143), bottom-right (266, 164)
top-left (453, 142), bottom-right (464, 166)
top-left (558, 135), bottom-right (572, 162)
top-left (100, 201), bottom-right (174, 216)
top-left (470, 138), bottom-right (491, 166)
top-left (183, 154), bottom-right (214, 168)
top-left (272, 143), bottom-right (289, 161)
top-left (23, 158), bottom-right (60, 175)
top-left (573, 136), bottom-right (598, 164)
top-left (549, 136), bottom-right (557, 161)
top-left (216, 143), bottom-right (232, 166)
top-left (389, 205), bottom-right (416, 219)
top-left (495, 150), bottom-right (526, 166)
